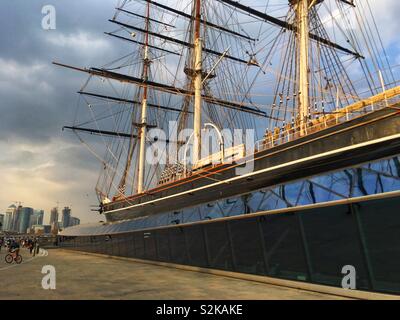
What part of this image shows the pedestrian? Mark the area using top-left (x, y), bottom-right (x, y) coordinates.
top-left (28, 239), bottom-right (34, 255)
top-left (35, 241), bottom-right (40, 256)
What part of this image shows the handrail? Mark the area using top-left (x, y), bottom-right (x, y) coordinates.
top-left (159, 91), bottom-right (400, 186)
top-left (255, 95), bottom-right (400, 153)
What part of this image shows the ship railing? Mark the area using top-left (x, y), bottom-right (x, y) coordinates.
top-left (158, 96), bottom-right (399, 186)
top-left (255, 96), bottom-right (400, 153)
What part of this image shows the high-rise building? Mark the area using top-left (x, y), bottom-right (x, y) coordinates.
top-left (35, 209), bottom-right (44, 225)
top-left (18, 207), bottom-right (33, 234)
top-left (29, 210), bottom-right (44, 228)
top-left (61, 207), bottom-right (71, 229)
top-left (0, 214), bottom-right (4, 231)
top-left (69, 217), bottom-right (81, 227)
top-left (50, 207), bottom-right (58, 225)
top-left (50, 207), bottom-right (59, 232)
top-left (15, 207), bottom-right (23, 233)
top-left (4, 205), bottom-right (17, 231)
top-left (3, 209), bottom-right (13, 231)
top-left (29, 215), bottom-right (36, 229)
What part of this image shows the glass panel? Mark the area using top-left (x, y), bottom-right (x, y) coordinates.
top-left (185, 225), bottom-right (208, 267)
top-left (229, 218), bottom-right (266, 275)
top-left (144, 231), bottom-right (157, 260)
top-left (301, 205), bottom-right (369, 289)
top-left (134, 232), bottom-right (145, 258)
top-left (125, 234), bottom-right (136, 258)
top-left (92, 236), bottom-right (101, 254)
top-left (112, 235), bottom-right (122, 257)
top-left (103, 236), bottom-right (112, 255)
top-left (260, 213), bottom-right (309, 281)
top-left (168, 227), bottom-right (188, 265)
top-left (155, 229), bottom-right (170, 262)
top-left (359, 197), bottom-right (400, 293)
top-left (117, 234), bottom-right (129, 257)
top-left (204, 221), bottom-right (233, 271)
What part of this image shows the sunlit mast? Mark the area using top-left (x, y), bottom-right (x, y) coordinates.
top-left (193, 0), bottom-right (203, 165)
top-left (137, 2), bottom-right (151, 194)
top-left (295, 0), bottom-right (311, 135)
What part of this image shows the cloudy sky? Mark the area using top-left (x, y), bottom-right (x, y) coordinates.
top-left (0, 0), bottom-right (399, 224)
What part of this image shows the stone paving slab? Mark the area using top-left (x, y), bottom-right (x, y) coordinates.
top-left (0, 249), bottom-right (349, 300)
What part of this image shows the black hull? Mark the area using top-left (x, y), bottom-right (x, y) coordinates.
top-left (105, 107), bottom-right (400, 222)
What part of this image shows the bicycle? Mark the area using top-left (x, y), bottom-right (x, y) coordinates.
top-left (5, 252), bottom-right (22, 264)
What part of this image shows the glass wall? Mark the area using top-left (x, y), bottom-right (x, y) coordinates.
top-left (59, 195), bottom-right (400, 295)
top-left (60, 156), bottom-right (400, 238)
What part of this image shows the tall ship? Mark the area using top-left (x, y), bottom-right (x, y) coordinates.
top-left (57, 0), bottom-right (400, 295)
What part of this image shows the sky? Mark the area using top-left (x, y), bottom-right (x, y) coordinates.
top-left (0, 0), bottom-right (399, 225)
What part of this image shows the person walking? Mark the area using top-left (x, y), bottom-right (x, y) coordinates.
top-left (28, 239), bottom-right (34, 255)
top-left (33, 238), bottom-right (39, 257)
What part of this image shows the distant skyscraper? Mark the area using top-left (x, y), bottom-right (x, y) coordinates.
top-left (18, 207), bottom-right (33, 234)
top-left (3, 208), bottom-right (14, 231)
top-left (61, 207), bottom-right (71, 229)
top-left (12, 205), bottom-right (22, 232)
top-left (50, 207), bottom-right (59, 232)
top-left (36, 209), bottom-right (44, 225)
top-left (29, 210), bottom-right (44, 228)
top-left (4, 205), bottom-right (16, 231)
top-left (50, 207), bottom-right (58, 224)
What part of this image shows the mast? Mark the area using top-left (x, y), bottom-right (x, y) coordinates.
top-left (137, 2), bottom-right (151, 194)
top-left (296, 0), bottom-right (310, 134)
top-left (193, 0), bottom-right (202, 165)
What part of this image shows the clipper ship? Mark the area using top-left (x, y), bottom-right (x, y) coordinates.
top-left (54, 0), bottom-right (400, 223)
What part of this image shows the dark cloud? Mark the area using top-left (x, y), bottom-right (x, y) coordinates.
top-left (0, 0), bottom-right (126, 222)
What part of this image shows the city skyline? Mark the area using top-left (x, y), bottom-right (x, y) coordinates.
top-left (0, 203), bottom-right (80, 233)
top-left (1, 202), bottom-right (75, 226)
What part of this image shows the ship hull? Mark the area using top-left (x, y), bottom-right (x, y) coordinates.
top-left (105, 106), bottom-right (400, 222)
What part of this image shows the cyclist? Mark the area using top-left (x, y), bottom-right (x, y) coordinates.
top-left (9, 239), bottom-right (20, 259)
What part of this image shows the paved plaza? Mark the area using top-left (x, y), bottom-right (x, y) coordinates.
top-left (0, 248), bottom-right (350, 300)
